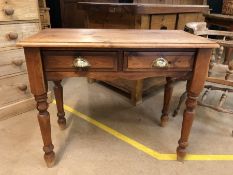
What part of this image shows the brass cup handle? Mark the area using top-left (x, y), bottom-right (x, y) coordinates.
top-left (73, 57), bottom-right (91, 68)
top-left (8, 32), bottom-right (18, 40)
top-left (12, 59), bottom-right (24, 66)
top-left (152, 57), bottom-right (169, 68)
top-left (17, 84), bottom-right (28, 91)
top-left (3, 7), bottom-right (14, 16)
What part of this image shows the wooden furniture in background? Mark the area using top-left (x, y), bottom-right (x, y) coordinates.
top-left (222, 0), bottom-right (233, 15)
top-left (38, 0), bottom-right (47, 7)
top-left (38, 0), bottom-right (51, 29)
top-left (204, 13), bottom-right (233, 82)
top-left (78, 2), bottom-right (209, 30)
top-left (78, 2), bottom-right (209, 105)
top-left (39, 7), bottom-right (51, 29)
top-left (0, 0), bottom-right (41, 120)
top-left (60, 0), bottom-right (119, 28)
top-left (135, 0), bottom-right (206, 4)
top-left (204, 13), bottom-right (233, 31)
top-left (173, 22), bottom-right (233, 115)
top-left (60, 0), bottom-right (208, 28)
top-left (18, 29), bottom-right (218, 167)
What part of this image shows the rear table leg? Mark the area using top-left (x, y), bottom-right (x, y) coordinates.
top-left (53, 80), bottom-right (66, 130)
top-left (160, 77), bottom-right (173, 127)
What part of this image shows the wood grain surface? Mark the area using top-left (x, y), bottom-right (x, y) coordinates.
top-left (0, 22), bottom-right (40, 48)
top-left (0, 73), bottom-right (31, 107)
top-left (0, 0), bottom-right (39, 21)
top-left (0, 48), bottom-right (27, 77)
top-left (18, 29), bottom-right (218, 48)
top-left (78, 2), bottom-right (209, 15)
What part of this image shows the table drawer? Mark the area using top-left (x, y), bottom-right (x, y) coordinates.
top-left (0, 0), bottom-right (39, 21)
top-left (43, 51), bottom-right (119, 72)
top-left (0, 22), bottom-right (40, 48)
top-left (0, 73), bottom-right (31, 107)
top-left (0, 48), bottom-right (26, 77)
top-left (124, 52), bottom-right (195, 71)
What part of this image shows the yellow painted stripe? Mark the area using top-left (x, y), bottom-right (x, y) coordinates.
top-left (53, 101), bottom-right (233, 161)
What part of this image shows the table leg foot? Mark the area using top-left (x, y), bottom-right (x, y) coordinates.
top-left (44, 150), bottom-right (55, 168)
top-left (58, 115), bottom-right (66, 130)
top-left (160, 115), bottom-right (169, 127)
top-left (176, 92), bottom-right (196, 162)
top-left (176, 144), bottom-right (187, 162)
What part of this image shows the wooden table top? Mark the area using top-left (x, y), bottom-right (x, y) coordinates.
top-left (78, 2), bottom-right (209, 14)
top-left (18, 29), bottom-right (218, 49)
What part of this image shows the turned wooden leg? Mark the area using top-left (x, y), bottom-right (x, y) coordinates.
top-left (53, 80), bottom-right (66, 130)
top-left (35, 94), bottom-right (55, 168)
top-left (131, 79), bottom-right (143, 106)
top-left (160, 77), bottom-right (173, 127)
top-left (177, 92), bottom-right (197, 161)
top-left (176, 49), bottom-right (213, 161)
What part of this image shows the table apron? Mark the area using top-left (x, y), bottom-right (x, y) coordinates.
top-left (45, 71), bottom-right (191, 81)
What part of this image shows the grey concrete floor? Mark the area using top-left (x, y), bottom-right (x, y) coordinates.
top-left (0, 78), bottom-right (233, 175)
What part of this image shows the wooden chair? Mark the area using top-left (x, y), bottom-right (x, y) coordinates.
top-left (173, 22), bottom-right (233, 117)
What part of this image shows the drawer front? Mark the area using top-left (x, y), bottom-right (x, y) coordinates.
top-left (0, 73), bottom-right (31, 107)
top-left (0, 48), bottom-right (27, 77)
top-left (0, 22), bottom-right (40, 48)
top-left (124, 52), bottom-right (195, 71)
top-left (43, 51), bottom-right (119, 72)
top-left (0, 0), bottom-right (39, 21)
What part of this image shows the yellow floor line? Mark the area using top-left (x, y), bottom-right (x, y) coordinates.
top-left (52, 101), bottom-right (233, 161)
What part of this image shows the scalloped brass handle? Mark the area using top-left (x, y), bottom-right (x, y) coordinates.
top-left (8, 32), bottom-right (18, 40)
top-left (12, 59), bottom-right (24, 66)
top-left (152, 57), bottom-right (169, 68)
top-left (3, 7), bottom-right (14, 16)
top-left (17, 84), bottom-right (27, 91)
top-left (73, 57), bottom-right (91, 69)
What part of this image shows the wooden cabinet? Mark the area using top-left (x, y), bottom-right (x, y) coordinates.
top-left (151, 14), bottom-right (177, 29)
top-left (0, 0), bottom-right (40, 120)
top-left (78, 3), bottom-right (208, 30)
top-left (60, 0), bottom-right (119, 28)
top-left (60, 0), bottom-right (207, 28)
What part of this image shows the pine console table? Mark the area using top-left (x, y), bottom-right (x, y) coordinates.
top-left (18, 29), bottom-right (218, 167)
